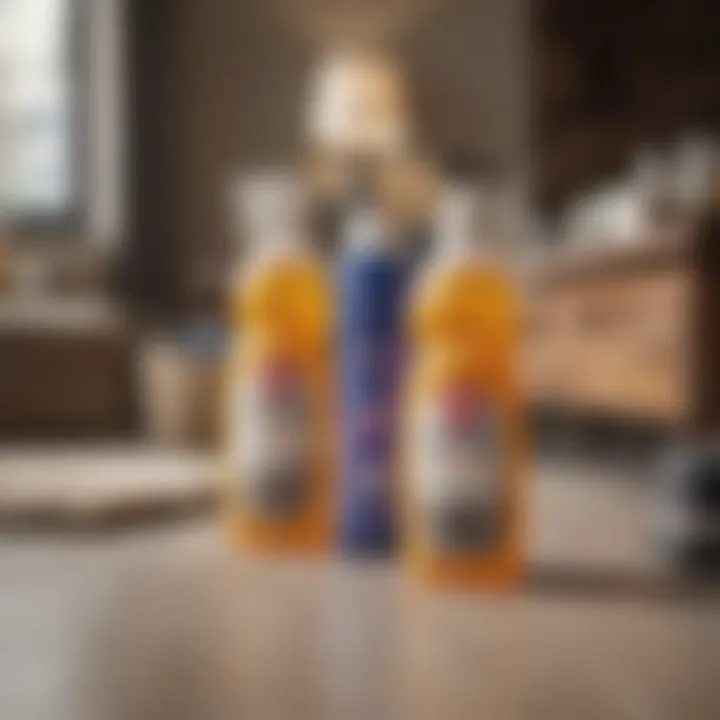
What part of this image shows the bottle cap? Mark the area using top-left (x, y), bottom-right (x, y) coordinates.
top-left (343, 161), bottom-right (393, 251)
top-left (231, 170), bottom-right (304, 254)
top-left (438, 182), bottom-right (479, 255)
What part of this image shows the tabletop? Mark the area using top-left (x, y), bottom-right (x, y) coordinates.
top-left (2, 465), bottom-right (719, 720)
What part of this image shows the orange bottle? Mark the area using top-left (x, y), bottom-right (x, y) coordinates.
top-left (403, 184), bottom-right (526, 589)
top-left (222, 174), bottom-right (333, 554)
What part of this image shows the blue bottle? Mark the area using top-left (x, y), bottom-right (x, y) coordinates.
top-left (338, 198), bottom-right (408, 555)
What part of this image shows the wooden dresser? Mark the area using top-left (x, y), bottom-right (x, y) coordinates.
top-left (525, 232), bottom-right (716, 429)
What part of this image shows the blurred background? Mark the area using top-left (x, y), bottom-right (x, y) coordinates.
top-left (0, 1), bottom-right (719, 719)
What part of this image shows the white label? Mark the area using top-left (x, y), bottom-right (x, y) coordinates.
top-left (236, 361), bottom-right (311, 517)
top-left (412, 387), bottom-right (501, 552)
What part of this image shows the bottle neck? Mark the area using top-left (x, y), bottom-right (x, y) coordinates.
top-left (442, 227), bottom-right (479, 258)
top-left (254, 228), bottom-right (304, 257)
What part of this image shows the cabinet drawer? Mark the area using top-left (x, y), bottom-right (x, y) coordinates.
top-left (526, 269), bottom-right (690, 422)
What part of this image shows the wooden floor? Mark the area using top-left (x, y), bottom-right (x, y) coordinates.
top-left (1, 466), bottom-right (719, 720)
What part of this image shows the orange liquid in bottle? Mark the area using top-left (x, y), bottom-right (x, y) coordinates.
top-left (221, 177), bottom-right (333, 554)
top-left (403, 189), bottom-right (526, 590)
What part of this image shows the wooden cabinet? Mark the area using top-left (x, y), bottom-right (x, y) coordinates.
top-left (0, 300), bottom-right (134, 438)
top-left (525, 241), bottom-right (694, 425)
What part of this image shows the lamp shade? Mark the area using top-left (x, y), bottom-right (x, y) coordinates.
top-left (305, 52), bottom-right (412, 156)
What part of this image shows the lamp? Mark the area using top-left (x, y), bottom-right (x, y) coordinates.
top-left (305, 51), bottom-right (412, 157)
top-left (303, 50), bottom-right (436, 254)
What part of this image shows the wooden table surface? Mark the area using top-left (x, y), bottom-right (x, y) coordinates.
top-left (1, 466), bottom-right (719, 720)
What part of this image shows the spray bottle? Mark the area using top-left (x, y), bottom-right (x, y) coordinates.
top-left (338, 180), bottom-right (408, 554)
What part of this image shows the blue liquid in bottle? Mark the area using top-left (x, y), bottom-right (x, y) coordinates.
top-left (339, 203), bottom-right (408, 555)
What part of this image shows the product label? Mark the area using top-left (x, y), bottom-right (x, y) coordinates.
top-left (413, 387), bottom-right (502, 553)
top-left (237, 360), bottom-right (311, 518)
top-left (342, 340), bottom-right (401, 546)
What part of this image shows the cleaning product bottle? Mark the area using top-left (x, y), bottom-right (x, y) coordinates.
top-left (404, 182), bottom-right (525, 589)
top-left (339, 181), bottom-right (408, 554)
top-left (222, 173), bottom-right (333, 553)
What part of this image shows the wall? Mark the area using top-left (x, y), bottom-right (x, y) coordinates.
top-left (125, 0), bottom-right (527, 317)
top-left (537, 0), bottom-right (720, 210)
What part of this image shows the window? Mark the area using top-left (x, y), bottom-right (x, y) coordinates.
top-left (0, 0), bottom-right (82, 229)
